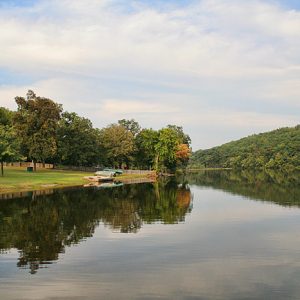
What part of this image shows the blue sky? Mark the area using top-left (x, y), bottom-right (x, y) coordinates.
top-left (0, 0), bottom-right (299, 149)
top-left (4, 0), bottom-right (300, 9)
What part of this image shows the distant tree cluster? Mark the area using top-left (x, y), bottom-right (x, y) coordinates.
top-left (190, 126), bottom-right (300, 171)
top-left (0, 90), bottom-right (191, 174)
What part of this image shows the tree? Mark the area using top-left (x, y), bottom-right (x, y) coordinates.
top-left (167, 125), bottom-right (191, 146)
top-left (134, 129), bottom-right (159, 169)
top-left (176, 143), bottom-right (191, 169)
top-left (155, 128), bottom-right (180, 172)
top-left (100, 124), bottom-right (134, 168)
top-left (0, 107), bottom-right (14, 126)
top-left (56, 112), bottom-right (102, 166)
top-left (13, 90), bottom-right (62, 170)
top-left (118, 119), bottom-right (141, 136)
top-left (133, 126), bottom-right (192, 172)
top-left (0, 125), bottom-right (22, 176)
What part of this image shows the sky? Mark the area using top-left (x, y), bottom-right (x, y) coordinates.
top-left (0, 0), bottom-right (299, 150)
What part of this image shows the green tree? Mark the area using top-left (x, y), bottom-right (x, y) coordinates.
top-left (56, 112), bottom-right (102, 166)
top-left (0, 125), bottom-right (22, 176)
top-left (0, 107), bottom-right (14, 126)
top-left (134, 126), bottom-right (191, 172)
top-left (134, 129), bottom-right (159, 169)
top-left (167, 125), bottom-right (191, 146)
top-left (155, 128), bottom-right (180, 172)
top-left (118, 119), bottom-right (141, 136)
top-left (100, 124), bottom-right (134, 168)
top-left (13, 90), bottom-right (62, 170)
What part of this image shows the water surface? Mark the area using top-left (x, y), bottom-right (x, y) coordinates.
top-left (1, 171), bottom-right (300, 299)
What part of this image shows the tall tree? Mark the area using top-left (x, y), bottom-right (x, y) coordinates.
top-left (118, 119), bottom-right (141, 136)
top-left (167, 125), bottom-right (191, 146)
top-left (13, 90), bottom-right (62, 170)
top-left (100, 124), bottom-right (134, 168)
top-left (57, 112), bottom-right (102, 166)
top-left (155, 128), bottom-right (180, 172)
top-left (153, 126), bottom-right (192, 172)
top-left (176, 143), bottom-right (191, 170)
top-left (0, 125), bottom-right (22, 176)
top-left (134, 129), bottom-right (159, 169)
top-left (0, 107), bottom-right (14, 126)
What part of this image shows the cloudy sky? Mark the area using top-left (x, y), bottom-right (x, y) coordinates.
top-left (0, 0), bottom-right (299, 149)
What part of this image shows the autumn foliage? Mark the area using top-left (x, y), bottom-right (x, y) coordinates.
top-left (176, 144), bottom-right (191, 160)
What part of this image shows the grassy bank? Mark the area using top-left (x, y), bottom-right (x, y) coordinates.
top-left (0, 167), bottom-right (151, 194)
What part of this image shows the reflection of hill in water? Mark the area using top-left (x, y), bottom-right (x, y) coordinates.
top-left (0, 181), bottom-right (192, 274)
top-left (188, 170), bottom-right (300, 207)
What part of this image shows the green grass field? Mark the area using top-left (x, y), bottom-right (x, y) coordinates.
top-left (0, 167), bottom-right (152, 194)
top-left (0, 167), bottom-right (92, 194)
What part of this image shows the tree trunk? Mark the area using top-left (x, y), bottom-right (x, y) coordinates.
top-left (33, 160), bottom-right (37, 172)
top-left (154, 154), bottom-right (159, 172)
top-left (1, 161), bottom-right (3, 176)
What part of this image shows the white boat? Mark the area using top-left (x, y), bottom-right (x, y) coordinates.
top-left (94, 171), bottom-right (116, 177)
top-left (83, 176), bottom-right (114, 182)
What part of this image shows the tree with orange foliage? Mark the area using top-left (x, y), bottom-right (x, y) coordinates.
top-left (176, 143), bottom-right (191, 169)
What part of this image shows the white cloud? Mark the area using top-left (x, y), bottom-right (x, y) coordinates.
top-left (0, 0), bottom-right (299, 148)
top-left (1, 0), bottom-right (299, 77)
top-left (103, 99), bottom-right (180, 114)
top-left (260, 78), bottom-right (300, 105)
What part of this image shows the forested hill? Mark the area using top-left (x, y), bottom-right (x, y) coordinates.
top-left (189, 125), bottom-right (300, 171)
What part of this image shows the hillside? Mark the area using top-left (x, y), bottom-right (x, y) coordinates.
top-left (190, 125), bottom-right (300, 171)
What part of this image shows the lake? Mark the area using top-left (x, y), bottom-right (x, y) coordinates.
top-left (1, 170), bottom-right (300, 299)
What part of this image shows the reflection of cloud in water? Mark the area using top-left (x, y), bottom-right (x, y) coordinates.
top-left (191, 187), bottom-right (300, 225)
top-left (2, 246), bottom-right (300, 300)
top-left (1, 172), bottom-right (300, 299)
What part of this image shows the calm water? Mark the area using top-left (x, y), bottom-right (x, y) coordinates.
top-left (1, 171), bottom-right (300, 299)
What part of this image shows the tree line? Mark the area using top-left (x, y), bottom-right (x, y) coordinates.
top-left (189, 125), bottom-right (300, 171)
top-left (0, 90), bottom-right (191, 175)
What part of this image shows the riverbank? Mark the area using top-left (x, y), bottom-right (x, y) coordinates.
top-left (0, 167), bottom-right (153, 195)
top-left (187, 168), bottom-right (232, 172)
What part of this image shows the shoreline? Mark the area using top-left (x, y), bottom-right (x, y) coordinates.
top-left (0, 167), bottom-right (155, 196)
top-left (187, 168), bottom-right (232, 171)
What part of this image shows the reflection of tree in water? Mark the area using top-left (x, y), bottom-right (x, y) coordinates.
top-left (91, 180), bottom-right (192, 233)
top-left (0, 181), bottom-right (192, 273)
top-left (187, 170), bottom-right (300, 207)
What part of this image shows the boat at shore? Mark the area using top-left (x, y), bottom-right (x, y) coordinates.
top-left (84, 170), bottom-right (116, 183)
top-left (83, 176), bottom-right (114, 182)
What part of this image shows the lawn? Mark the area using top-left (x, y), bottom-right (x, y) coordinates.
top-left (0, 167), bottom-right (92, 194)
top-left (0, 167), bottom-right (154, 194)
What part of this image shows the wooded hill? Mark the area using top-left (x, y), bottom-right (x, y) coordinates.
top-left (190, 125), bottom-right (300, 171)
